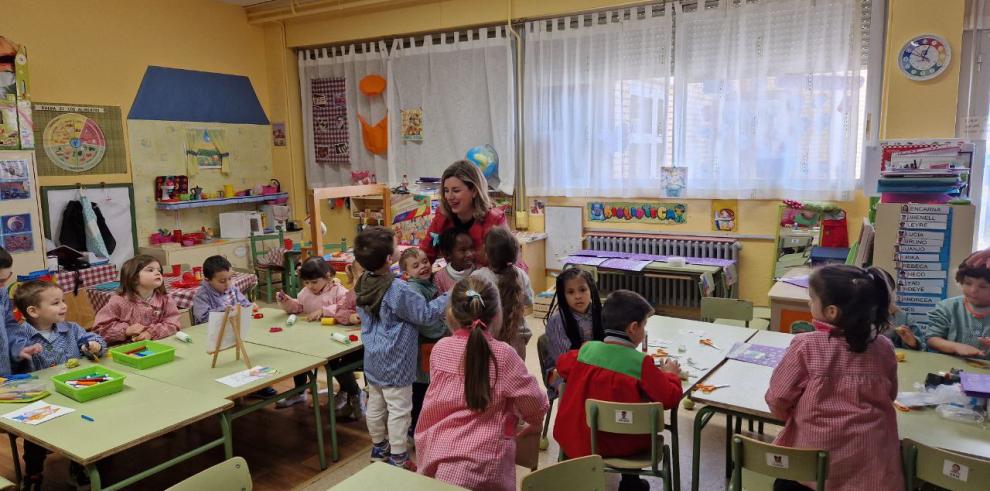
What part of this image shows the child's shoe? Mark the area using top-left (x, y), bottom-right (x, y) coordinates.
top-left (385, 451), bottom-right (416, 471)
top-left (69, 461), bottom-right (91, 488)
top-left (275, 393), bottom-right (307, 409)
top-left (370, 440), bottom-right (391, 462)
top-left (19, 474), bottom-right (41, 491)
top-left (249, 387), bottom-right (278, 399)
top-left (348, 392), bottom-right (365, 419)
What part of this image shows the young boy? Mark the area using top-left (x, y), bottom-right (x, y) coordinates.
top-left (354, 227), bottom-right (448, 471)
top-left (0, 248), bottom-right (24, 376)
top-left (398, 248), bottom-right (449, 436)
top-left (11, 280), bottom-right (107, 488)
top-left (927, 250), bottom-right (990, 359)
top-left (553, 290), bottom-right (683, 491)
top-left (432, 228), bottom-right (475, 293)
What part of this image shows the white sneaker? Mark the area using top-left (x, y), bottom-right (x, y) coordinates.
top-left (349, 393), bottom-right (366, 419)
top-left (275, 393), bottom-right (307, 409)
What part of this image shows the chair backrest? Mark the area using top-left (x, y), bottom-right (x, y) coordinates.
top-left (536, 334), bottom-right (552, 384)
top-left (731, 435), bottom-right (827, 491)
top-left (585, 399), bottom-right (664, 471)
top-left (249, 231), bottom-right (284, 263)
top-left (166, 456), bottom-right (252, 491)
top-left (700, 297), bottom-right (754, 324)
top-left (903, 439), bottom-right (990, 491)
top-left (324, 237), bottom-right (348, 253)
top-left (522, 455), bottom-right (606, 491)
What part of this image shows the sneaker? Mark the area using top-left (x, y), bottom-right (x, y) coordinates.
top-left (348, 393), bottom-right (365, 419)
top-left (250, 387), bottom-right (278, 399)
top-left (370, 441), bottom-right (391, 462)
top-left (275, 393), bottom-right (307, 409)
top-left (618, 475), bottom-right (650, 491)
top-left (69, 462), bottom-right (91, 489)
top-left (385, 451), bottom-right (416, 471)
top-left (407, 427), bottom-right (416, 449)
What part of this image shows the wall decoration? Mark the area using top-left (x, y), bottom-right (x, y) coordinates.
top-left (32, 103), bottom-right (127, 176)
top-left (272, 122), bottom-right (286, 147)
top-left (312, 77), bottom-right (349, 165)
top-left (660, 166), bottom-right (687, 198)
top-left (184, 128), bottom-right (229, 174)
top-left (1, 213), bottom-right (33, 252)
top-left (588, 201), bottom-right (687, 224)
top-left (400, 107), bottom-right (423, 142)
top-left (712, 199), bottom-right (738, 232)
top-left (0, 159), bottom-right (30, 200)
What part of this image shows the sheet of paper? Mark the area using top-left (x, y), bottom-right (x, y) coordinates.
top-left (206, 306), bottom-right (251, 354)
top-left (3, 401), bottom-right (74, 425)
top-left (215, 366), bottom-right (279, 388)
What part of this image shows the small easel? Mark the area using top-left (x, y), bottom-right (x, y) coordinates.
top-left (210, 305), bottom-right (252, 369)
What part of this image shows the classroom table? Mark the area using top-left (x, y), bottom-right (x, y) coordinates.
top-left (245, 308), bottom-right (363, 462)
top-left (108, 323), bottom-right (331, 469)
top-left (330, 462), bottom-right (468, 490)
top-left (688, 330), bottom-right (990, 491)
top-left (768, 267), bottom-right (811, 332)
top-left (0, 360), bottom-right (233, 491)
top-left (645, 315), bottom-right (758, 491)
top-left (86, 270), bottom-right (258, 312)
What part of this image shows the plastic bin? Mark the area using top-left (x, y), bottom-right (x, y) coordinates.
top-left (52, 366), bottom-right (126, 402)
top-left (109, 340), bottom-right (176, 370)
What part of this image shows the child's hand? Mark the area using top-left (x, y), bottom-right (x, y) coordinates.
top-left (306, 311), bottom-right (322, 322)
top-left (275, 291), bottom-right (288, 302)
top-left (978, 337), bottom-right (990, 348)
top-left (349, 314), bottom-right (360, 325)
top-left (547, 369), bottom-right (560, 386)
top-left (132, 331), bottom-right (152, 342)
top-left (85, 341), bottom-right (102, 356)
top-left (19, 343), bottom-right (42, 361)
top-left (956, 344), bottom-right (987, 358)
top-left (661, 358), bottom-right (682, 376)
top-left (894, 325), bottom-right (919, 349)
top-left (516, 420), bottom-right (543, 438)
top-left (125, 323), bottom-right (146, 337)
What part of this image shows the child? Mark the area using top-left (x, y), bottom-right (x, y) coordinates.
top-left (398, 248), bottom-right (449, 434)
top-left (0, 248), bottom-right (22, 376)
top-left (11, 280), bottom-right (107, 488)
top-left (354, 227), bottom-right (449, 470)
top-left (336, 261), bottom-right (361, 325)
top-left (471, 228), bottom-right (533, 359)
top-left (765, 265), bottom-right (903, 491)
top-left (543, 267), bottom-right (604, 395)
top-left (432, 228), bottom-right (475, 293)
top-left (0, 246), bottom-right (12, 289)
top-left (876, 268), bottom-right (925, 351)
top-left (926, 250), bottom-right (990, 359)
top-left (191, 255), bottom-right (253, 325)
top-left (275, 257), bottom-right (362, 414)
top-left (415, 276), bottom-right (548, 491)
top-left (92, 255), bottom-right (181, 344)
top-left (553, 290), bottom-right (682, 491)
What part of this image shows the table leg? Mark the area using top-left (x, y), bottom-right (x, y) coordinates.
top-left (7, 434), bottom-right (20, 485)
top-left (724, 413), bottom-right (734, 479)
top-left (690, 405), bottom-right (718, 491)
top-left (87, 464), bottom-right (102, 491)
top-left (221, 411), bottom-right (233, 459)
top-left (669, 403), bottom-right (681, 491)
top-left (326, 362), bottom-right (339, 462)
top-left (310, 369), bottom-right (327, 469)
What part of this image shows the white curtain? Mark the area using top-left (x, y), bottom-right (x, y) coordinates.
top-left (673, 0), bottom-right (863, 200)
top-left (524, 8), bottom-right (673, 197)
top-left (387, 28), bottom-right (516, 194)
top-left (299, 42), bottom-right (389, 188)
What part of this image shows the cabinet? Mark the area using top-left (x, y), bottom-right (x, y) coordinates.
top-left (140, 231), bottom-right (303, 270)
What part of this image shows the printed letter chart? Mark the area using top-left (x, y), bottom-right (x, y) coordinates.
top-left (894, 204), bottom-right (953, 329)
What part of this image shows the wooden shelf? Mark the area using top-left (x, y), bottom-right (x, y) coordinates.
top-left (156, 193), bottom-right (289, 211)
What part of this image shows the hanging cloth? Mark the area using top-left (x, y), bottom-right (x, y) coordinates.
top-left (91, 202), bottom-right (116, 254)
top-left (80, 196), bottom-right (109, 259)
top-left (357, 114), bottom-right (388, 155)
top-left (58, 201), bottom-right (86, 252)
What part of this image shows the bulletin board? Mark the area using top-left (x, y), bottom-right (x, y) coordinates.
top-left (41, 184), bottom-right (138, 267)
top-left (32, 103), bottom-right (128, 176)
top-left (545, 206), bottom-right (584, 271)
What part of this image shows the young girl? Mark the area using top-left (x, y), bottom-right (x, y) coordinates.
top-left (415, 276), bottom-right (548, 491)
top-left (926, 249), bottom-right (990, 359)
top-left (335, 261), bottom-right (361, 325)
top-left (433, 228), bottom-right (475, 293)
top-left (543, 268), bottom-right (603, 393)
top-left (93, 255), bottom-right (181, 344)
top-left (876, 269), bottom-right (925, 351)
top-left (471, 228), bottom-right (533, 359)
top-left (275, 257), bottom-right (363, 414)
top-left (765, 265), bottom-right (903, 491)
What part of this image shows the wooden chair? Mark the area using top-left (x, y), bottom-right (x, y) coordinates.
top-left (166, 456), bottom-right (251, 491)
top-left (521, 455), bottom-right (606, 491)
top-left (249, 230), bottom-right (285, 303)
top-left (585, 399), bottom-right (673, 491)
top-left (700, 297), bottom-right (754, 327)
top-left (902, 439), bottom-right (990, 491)
top-left (730, 435), bottom-right (828, 491)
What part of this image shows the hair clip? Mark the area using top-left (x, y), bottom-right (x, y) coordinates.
top-left (430, 232), bottom-right (441, 247)
top-left (470, 319), bottom-right (488, 330)
top-left (465, 289), bottom-right (485, 307)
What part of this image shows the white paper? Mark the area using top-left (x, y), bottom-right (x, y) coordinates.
top-left (765, 453), bottom-right (789, 469)
top-left (614, 409), bottom-right (633, 424)
top-left (942, 459), bottom-right (970, 481)
top-left (3, 401), bottom-right (74, 425)
top-left (215, 366), bottom-right (278, 388)
top-left (206, 306), bottom-right (251, 354)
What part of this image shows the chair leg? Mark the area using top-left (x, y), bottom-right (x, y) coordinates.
top-left (265, 271), bottom-right (274, 303)
top-left (540, 398), bottom-right (554, 451)
top-left (663, 445), bottom-right (674, 491)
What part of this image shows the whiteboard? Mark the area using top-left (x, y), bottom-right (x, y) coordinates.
top-left (545, 206), bottom-right (584, 270)
top-left (42, 185), bottom-right (137, 268)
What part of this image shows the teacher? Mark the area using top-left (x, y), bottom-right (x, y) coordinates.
top-left (421, 160), bottom-right (507, 267)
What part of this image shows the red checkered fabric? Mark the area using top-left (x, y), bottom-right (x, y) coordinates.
top-left (87, 271), bottom-right (258, 313)
top-left (312, 77), bottom-right (349, 165)
top-left (56, 265), bottom-right (119, 292)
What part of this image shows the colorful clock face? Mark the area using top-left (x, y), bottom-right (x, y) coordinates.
top-left (900, 34), bottom-right (951, 81)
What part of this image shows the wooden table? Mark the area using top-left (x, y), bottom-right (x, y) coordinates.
top-left (109, 324), bottom-right (330, 469)
top-left (0, 361), bottom-right (233, 491)
top-left (688, 330), bottom-right (990, 491)
top-left (330, 462), bottom-right (468, 490)
top-left (245, 308), bottom-right (364, 461)
top-left (645, 316), bottom-right (758, 491)
top-left (768, 267), bottom-right (811, 332)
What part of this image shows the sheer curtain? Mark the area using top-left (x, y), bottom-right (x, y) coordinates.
top-left (673, 0), bottom-right (863, 200)
top-left (387, 28), bottom-right (516, 193)
top-left (299, 42), bottom-right (389, 188)
top-left (524, 7), bottom-right (673, 197)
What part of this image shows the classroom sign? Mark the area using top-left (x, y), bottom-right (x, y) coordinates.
top-left (588, 201), bottom-right (687, 225)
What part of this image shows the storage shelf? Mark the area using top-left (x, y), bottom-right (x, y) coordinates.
top-left (156, 193), bottom-right (288, 211)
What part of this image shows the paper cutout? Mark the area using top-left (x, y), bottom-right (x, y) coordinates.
top-left (712, 199), bottom-right (737, 231)
top-left (661, 167), bottom-right (687, 197)
top-left (400, 107), bottom-right (423, 142)
top-left (588, 202), bottom-right (687, 224)
top-left (1, 213), bottom-right (32, 252)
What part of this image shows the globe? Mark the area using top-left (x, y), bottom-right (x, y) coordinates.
top-left (465, 144), bottom-right (500, 189)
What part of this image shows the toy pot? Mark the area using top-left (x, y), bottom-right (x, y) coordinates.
top-left (170, 264), bottom-right (181, 276)
top-left (223, 185), bottom-right (234, 198)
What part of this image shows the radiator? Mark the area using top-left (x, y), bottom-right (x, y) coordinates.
top-left (585, 232), bottom-right (741, 312)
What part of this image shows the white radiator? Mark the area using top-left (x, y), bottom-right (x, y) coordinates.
top-left (585, 232), bottom-right (740, 310)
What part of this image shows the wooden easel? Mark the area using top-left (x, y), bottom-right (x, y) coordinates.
top-left (210, 305), bottom-right (252, 369)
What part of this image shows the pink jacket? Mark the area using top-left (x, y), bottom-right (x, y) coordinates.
top-left (92, 292), bottom-right (181, 345)
top-left (279, 281), bottom-right (355, 323)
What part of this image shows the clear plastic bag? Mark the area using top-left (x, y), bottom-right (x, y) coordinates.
top-left (935, 404), bottom-right (986, 425)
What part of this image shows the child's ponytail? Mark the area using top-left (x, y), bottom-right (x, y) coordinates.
top-left (809, 265), bottom-right (893, 353)
top-left (484, 228), bottom-right (523, 346)
top-left (449, 276), bottom-right (500, 411)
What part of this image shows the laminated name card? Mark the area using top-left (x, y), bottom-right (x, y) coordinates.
top-left (896, 270), bottom-right (947, 279)
top-left (897, 230), bottom-right (946, 241)
top-left (896, 262), bottom-right (944, 271)
top-left (897, 295), bottom-right (939, 306)
top-left (900, 204), bottom-right (950, 214)
top-left (899, 213), bottom-right (949, 223)
top-left (896, 254), bottom-right (942, 262)
top-left (899, 220), bottom-right (948, 231)
top-left (896, 244), bottom-right (944, 254)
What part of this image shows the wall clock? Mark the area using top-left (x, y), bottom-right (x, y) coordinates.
top-left (899, 34), bottom-right (951, 81)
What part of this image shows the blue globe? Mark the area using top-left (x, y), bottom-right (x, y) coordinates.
top-left (465, 144), bottom-right (500, 188)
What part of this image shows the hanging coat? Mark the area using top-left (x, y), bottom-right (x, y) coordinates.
top-left (59, 200), bottom-right (116, 255)
top-left (80, 196), bottom-right (109, 258)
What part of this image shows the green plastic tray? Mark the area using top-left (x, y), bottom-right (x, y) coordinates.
top-left (109, 340), bottom-right (176, 370)
top-left (52, 366), bottom-right (126, 402)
